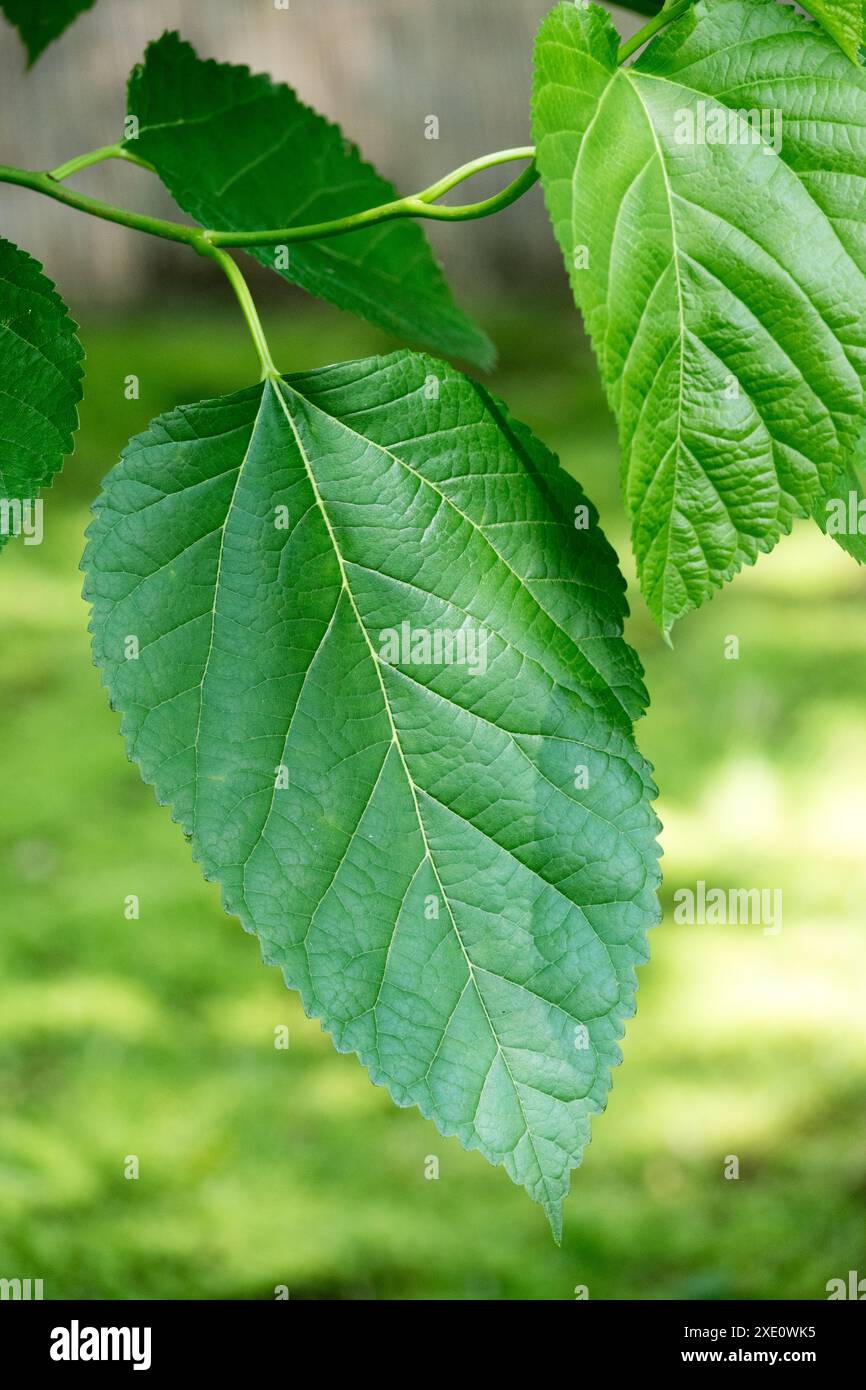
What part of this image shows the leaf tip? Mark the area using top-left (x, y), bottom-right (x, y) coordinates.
top-left (544, 1197), bottom-right (563, 1245)
top-left (470, 331), bottom-right (498, 374)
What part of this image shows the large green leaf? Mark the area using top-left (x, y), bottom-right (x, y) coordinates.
top-left (633, 0), bottom-right (866, 562)
top-left (124, 33), bottom-right (493, 369)
top-left (533, 0), bottom-right (866, 632)
top-left (84, 351), bottom-right (660, 1235)
top-left (0, 0), bottom-right (97, 64)
top-left (0, 236), bottom-right (84, 551)
top-left (801, 1), bottom-right (866, 65)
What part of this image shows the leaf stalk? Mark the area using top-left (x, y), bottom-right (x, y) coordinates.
top-left (618, 0), bottom-right (694, 63)
top-left (48, 143), bottom-right (156, 181)
top-left (201, 245), bottom-right (281, 381)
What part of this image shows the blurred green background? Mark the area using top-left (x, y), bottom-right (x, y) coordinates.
top-left (1, 289), bottom-right (865, 1301)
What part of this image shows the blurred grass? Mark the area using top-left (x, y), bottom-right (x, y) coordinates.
top-left (1, 294), bottom-right (865, 1299)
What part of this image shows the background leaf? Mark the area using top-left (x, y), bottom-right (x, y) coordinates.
top-left (0, 236), bottom-right (84, 551)
top-left (533, 0), bottom-right (866, 632)
top-left (124, 33), bottom-right (494, 369)
top-left (84, 351), bottom-right (660, 1235)
top-left (801, 1), bottom-right (866, 65)
top-left (640, 0), bottom-right (866, 560)
top-left (0, 0), bottom-right (97, 65)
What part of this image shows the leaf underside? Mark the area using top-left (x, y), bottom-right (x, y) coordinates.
top-left (533, 0), bottom-right (866, 632)
top-left (124, 32), bottom-right (494, 370)
top-left (0, 235), bottom-right (84, 549)
top-left (84, 351), bottom-right (661, 1234)
top-left (0, 0), bottom-right (97, 64)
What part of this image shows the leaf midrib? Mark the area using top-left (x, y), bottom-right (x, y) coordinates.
top-left (190, 396), bottom-right (268, 836)
top-left (622, 68), bottom-right (687, 627)
top-left (269, 376), bottom-right (560, 1216)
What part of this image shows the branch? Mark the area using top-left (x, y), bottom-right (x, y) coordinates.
top-left (0, 147), bottom-right (538, 253)
top-left (49, 143), bottom-right (156, 182)
top-left (0, 0), bottom-right (688, 379)
top-left (208, 149), bottom-right (539, 249)
top-left (0, 162), bottom-right (208, 248)
top-left (0, 0), bottom-right (689, 251)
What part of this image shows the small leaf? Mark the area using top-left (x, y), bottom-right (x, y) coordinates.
top-left (801, 1), bottom-right (866, 66)
top-left (124, 33), bottom-right (494, 369)
top-left (532, 0), bottom-right (866, 632)
top-left (84, 351), bottom-right (660, 1235)
top-left (0, 0), bottom-right (97, 64)
top-left (0, 236), bottom-right (84, 551)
